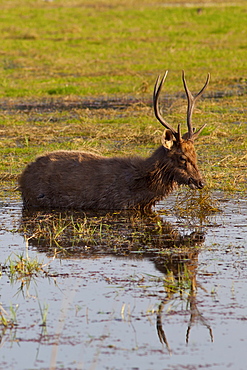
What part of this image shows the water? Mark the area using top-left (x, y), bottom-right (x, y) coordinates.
top-left (0, 192), bottom-right (246, 370)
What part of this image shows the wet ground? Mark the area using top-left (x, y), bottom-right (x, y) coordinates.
top-left (0, 83), bottom-right (246, 113)
top-left (0, 190), bottom-right (246, 370)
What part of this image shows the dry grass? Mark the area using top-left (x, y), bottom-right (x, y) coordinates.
top-left (0, 93), bottom-right (246, 194)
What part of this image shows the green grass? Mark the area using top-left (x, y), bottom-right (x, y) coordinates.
top-left (6, 252), bottom-right (44, 278)
top-left (0, 1), bottom-right (246, 97)
top-left (0, 303), bottom-right (18, 328)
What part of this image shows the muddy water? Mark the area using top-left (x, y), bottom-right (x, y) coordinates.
top-left (0, 192), bottom-right (246, 370)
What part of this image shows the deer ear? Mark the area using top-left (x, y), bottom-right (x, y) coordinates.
top-left (161, 129), bottom-right (175, 150)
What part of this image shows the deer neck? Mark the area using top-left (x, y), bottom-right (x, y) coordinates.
top-left (144, 146), bottom-right (176, 195)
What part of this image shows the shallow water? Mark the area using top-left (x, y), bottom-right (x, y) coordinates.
top-left (0, 192), bottom-right (246, 370)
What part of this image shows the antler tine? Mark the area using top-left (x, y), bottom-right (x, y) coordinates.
top-left (182, 71), bottom-right (210, 140)
top-left (153, 71), bottom-right (181, 141)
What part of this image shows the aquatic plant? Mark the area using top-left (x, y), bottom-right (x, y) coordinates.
top-left (174, 187), bottom-right (221, 224)
top-left (0, 303), bottom-right (18, 328)
top-left (37, 299), bottom-right (49, 327)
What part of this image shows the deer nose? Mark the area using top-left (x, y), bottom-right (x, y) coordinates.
top-left (188, 178), bottom-right (205, 189)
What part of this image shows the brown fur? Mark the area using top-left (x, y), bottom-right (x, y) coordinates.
top-left (19, 137), bottom-right (204, 212)
top-left (19, 71), bottom-right (209, 212)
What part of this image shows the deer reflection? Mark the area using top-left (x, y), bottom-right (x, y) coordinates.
top-left (186, 289), bottom-right (214, 344)
top-left (155, 251), bottom-right (213, 353)
top-left (19, 208), bottom-right (212, 350)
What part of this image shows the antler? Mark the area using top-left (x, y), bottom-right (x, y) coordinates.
top-left (153, 71), bottom-right (182, 142)
top-left (182, 71), bottom-right (210, 140)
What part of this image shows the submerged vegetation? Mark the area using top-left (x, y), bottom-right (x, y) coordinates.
top-left (174, 187), bottom-right (220, 223)
top-left (1, 243), bottom-right (51, 297)
top-left (5, 252), bottom-right (44, 280)
top-left (0, 303), bottom-right (18, 328)
top-left (19, 203), bottom-right (207, 258)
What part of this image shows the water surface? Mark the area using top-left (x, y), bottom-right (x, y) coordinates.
top-left (0, 192), bottom-right (246, 370)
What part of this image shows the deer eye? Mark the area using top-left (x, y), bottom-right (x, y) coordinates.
top-left (179, 155), bottom-right (187, 164)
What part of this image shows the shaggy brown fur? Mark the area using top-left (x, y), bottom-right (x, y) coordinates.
top-left (19, 137), bottom-right (204, 212)
top-left (19, 71), bottom-right (209, 212)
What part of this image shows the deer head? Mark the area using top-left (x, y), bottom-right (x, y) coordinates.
top-left (153, 70), bottom-right (210, 189)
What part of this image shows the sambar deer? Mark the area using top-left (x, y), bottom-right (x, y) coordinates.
top-left (19, 71), bottom-right (210, 212)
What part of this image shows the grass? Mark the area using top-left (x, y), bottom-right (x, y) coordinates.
top-left (1, 247), bottom-right (51, 328)
top-left (0, 96), bottom-right (246, 193)
top-left (0, 303), bottom-right (18, 328)
top-left (0, 0), bottom-right (246, 195)
top-left (37, 300), bottom-right (49, 327)
top-left (6, 253), bottom-right (44, 278)
top-left (0, 1), bottom-right (246, 97)
top-left (174, 187), bottom-right (220, 224)
top-left (2, 242), bottom-right (51, 295)
top-left (19, 207), bottom-right (206, 259)
top-left (163, 265), bottom-right (194, 297)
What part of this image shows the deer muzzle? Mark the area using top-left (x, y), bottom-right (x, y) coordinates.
top-left (188, 178), bottom-right (205, 190)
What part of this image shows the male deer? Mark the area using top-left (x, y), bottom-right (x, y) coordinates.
top-left (19, 71), bottom-right (210, 212)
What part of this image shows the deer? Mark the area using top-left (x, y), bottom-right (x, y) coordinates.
top-left (19, 71), bottom-right (210, 212)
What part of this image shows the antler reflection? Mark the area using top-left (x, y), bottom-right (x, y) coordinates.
top-left (186, 285), bottom-right (214, 343)
top-left (156, 254), bottom-right (213, 351)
